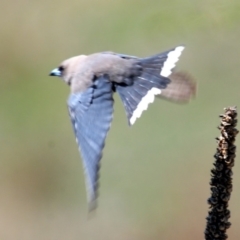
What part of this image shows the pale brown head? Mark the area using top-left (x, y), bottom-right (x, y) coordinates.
top-left (49, 55), bottom-right (87, 85)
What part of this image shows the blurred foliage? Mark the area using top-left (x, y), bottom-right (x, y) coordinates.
top-left (0, 0), bottom-right (240, 239)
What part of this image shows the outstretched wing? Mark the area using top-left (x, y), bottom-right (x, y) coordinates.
top-left (67, 76), bottom-right (114, 211)
top-left (115, 46), bottom-right (185, 125)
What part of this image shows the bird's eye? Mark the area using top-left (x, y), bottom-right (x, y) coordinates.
top-left (58, 66), bottom-right (64, 72)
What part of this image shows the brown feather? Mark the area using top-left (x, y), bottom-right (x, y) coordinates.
top-left (157, 71), bottom-right (197, 103)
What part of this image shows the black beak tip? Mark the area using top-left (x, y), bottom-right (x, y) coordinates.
top-left (49, 72), bottom-right (54, 76)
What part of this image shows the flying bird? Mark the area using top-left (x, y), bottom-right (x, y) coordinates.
top-left (49, 46), bottom-right (196, 211)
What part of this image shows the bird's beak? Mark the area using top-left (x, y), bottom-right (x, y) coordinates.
top-left (49, 68), bottom-right (61, 77)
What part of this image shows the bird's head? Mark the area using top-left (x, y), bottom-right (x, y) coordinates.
top-left (49, 55), bottom-right (87, 85)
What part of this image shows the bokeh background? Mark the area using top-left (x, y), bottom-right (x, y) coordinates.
top-left (0, 0), bottom-right (240, 239)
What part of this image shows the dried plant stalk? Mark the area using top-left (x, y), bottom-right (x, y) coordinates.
top-left (205, 107), bottom-right (238, 240)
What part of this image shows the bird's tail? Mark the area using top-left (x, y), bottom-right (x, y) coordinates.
top-left (157, 71), bottom-right (196, 103)
top-left (115, 46), bottom-right (195, 125)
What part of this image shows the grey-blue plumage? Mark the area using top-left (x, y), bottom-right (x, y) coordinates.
top-left (49, 45), bottom-right (195, 212)
top-left (68, 76), bottom-right (113, 211)
top-left (115, 51), bottom-right (172, 125)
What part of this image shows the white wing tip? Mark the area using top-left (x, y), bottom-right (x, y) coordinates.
top-left (160, 46), bottom-right (185, 78)
top-left (176, 45), bottom-right (185, 51)
top-left (130, 88), bottom-right (161, 125)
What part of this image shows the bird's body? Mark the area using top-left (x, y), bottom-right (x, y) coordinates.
top-left (60, 53), bottom-right (139, 92)
top-left (49, 46), bottom-right (196, 211)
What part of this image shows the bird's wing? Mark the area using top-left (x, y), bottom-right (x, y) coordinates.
top-left (101, 51), bottom-right (139, 60)
top-left (67, 76), bottom-right (114, 211)
top-left (114, 46), bottom-right (188, 125)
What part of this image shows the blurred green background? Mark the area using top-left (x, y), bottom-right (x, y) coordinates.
top-left (0, 0), bottom-right (240, 239)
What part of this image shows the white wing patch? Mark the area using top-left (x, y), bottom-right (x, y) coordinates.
top-left (160, 46), bottom-right (185, 77)
top-left (130, 88), bottom-right (161, 125)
